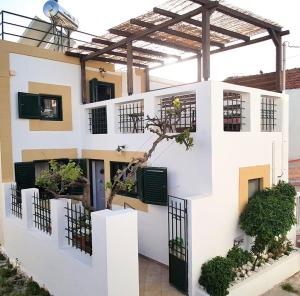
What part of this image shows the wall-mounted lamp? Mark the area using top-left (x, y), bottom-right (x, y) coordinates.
top-left (116, 145), bottom-right (126, 152)
top-left (99, 67), bottom-right (106, 78)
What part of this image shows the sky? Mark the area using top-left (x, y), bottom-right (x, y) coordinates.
top-left (0, 0), bottom-right (300, 83)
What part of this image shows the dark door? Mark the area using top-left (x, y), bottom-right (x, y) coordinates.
top-left (168, 196), bottom-right (188, 294)
top-left (90, 160), bottom-right (105, 210)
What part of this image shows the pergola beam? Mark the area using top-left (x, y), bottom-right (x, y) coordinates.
top-left (83, 4), bottom-right (206, 61)
top-left (66, 51), bottom-right (148, 68)
top-left (92, 37), bottom-right (181, 59)
top-left (109, 28), bottom-right (199, 53)
top-left (149, 31), bottom-right (289, 71)
top-left (78, 45), bottom-right (164, 64)
top-left (153, 7), bottom-right (250, 42)
top-left (190, 0), bottom-right (282, 31)
top-left (129, 18), bottom-right (224, 48)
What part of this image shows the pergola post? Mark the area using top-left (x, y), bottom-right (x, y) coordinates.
top-left (268, 29), bottom-right (283, 92)
top-left (127, 41), bottom-right (134, 95)
top-left (197, 50), bottom-right (202, 82)
top-left (80, 58), bottom-right (87, 104)
top-left (275, 34), bottom-right (282, 92)
top-left (145, 66), bottom-right (150, 92)
top-left (202, 8), bottom-right (211, 81)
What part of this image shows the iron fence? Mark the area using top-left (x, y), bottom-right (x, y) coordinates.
top-left (65, 203), bottom-right (92, 255)
top-left (223, 91), bottom-right (245, 132)
top-left (11, 185), bottom-right (22, 218)
top-left (0, 10), bottom-right (97, 52)
top-left (261, 96), bottom-right (277, 132)
top-left (159, 93), bottom-right (196, 133)
top-left (118, 101), bottom-right (144, 133)
top-left (33, 191), bottom-right (52, 234)
top-left (89, 107), bottom-right (107, 134)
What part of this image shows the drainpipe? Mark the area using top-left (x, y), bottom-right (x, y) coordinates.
top-left (282, 41), bottom-right (289, 94)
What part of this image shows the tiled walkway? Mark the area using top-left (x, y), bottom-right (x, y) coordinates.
top-left (139, 255), bottom-right (184, 296)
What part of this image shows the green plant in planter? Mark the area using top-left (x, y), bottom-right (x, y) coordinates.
top-left (199, 256), bottom-right (235, 296)
top-left (239, 181), bottom-right (296, 268)
top-left (226, 245), bottom-right (253, 268)
top-left (268, 235), bottom-right (294, 259)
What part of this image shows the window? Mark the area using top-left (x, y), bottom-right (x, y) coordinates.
top-left (89, 107), bottom-right (107, 134)
top-left (89, 78), bottom-right (115, 102)
top-left (223, 92), bottom-right (244, 132)
top-left (118, 100), bottom-right (144, 133)
top-left (261, 96), bottom-right (277, 132)
top-left (18, 92), bottom-right (62, 121)
top-left (248, 178), bottom-right (262, 198)
top-left (110, 162), bottom-right (137, 197)
top-left (159, 93), bottom-right (196, 133)
top-left (40, 95), bottom-right (62, 120)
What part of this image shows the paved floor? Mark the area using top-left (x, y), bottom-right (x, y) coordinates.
top-left (139, 255), bottom-right (184, 296)
top-left (262, 271), bottom-right (300, 295)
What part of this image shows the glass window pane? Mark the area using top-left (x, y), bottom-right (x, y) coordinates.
top-left (248, 178), bottom-right (262, 198)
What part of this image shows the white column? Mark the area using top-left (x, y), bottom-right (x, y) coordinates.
top-left (92, 209), bottom-right (139, 296)
top-left (21, 188), bottom-right (37, 229)
top-left (50, 198), bottom-right (69, 248)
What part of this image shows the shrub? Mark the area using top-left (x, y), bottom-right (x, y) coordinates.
top-left (281, 282), bottom-right (297, 293)
top-left (268, 236), bottom-right (293, 259)
top-left (226, 246), bottom-right (253, 268)
top-left (199, 256), bottom-right (235, 296)
top-left (239, 181), bottom-right (296, 264)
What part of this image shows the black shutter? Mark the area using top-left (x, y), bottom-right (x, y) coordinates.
top-left (14, 162), bottom-right (36, 190)
top-left (138, 167), bottom-right (168, 206)
top-left (18, 92), bottom-right (41, 119)
top-left (89, 78), bottom-right (98, 102)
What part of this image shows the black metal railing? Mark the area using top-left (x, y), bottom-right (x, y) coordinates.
top-left (0, 10), bottom-right (97, 52)
top-left (159, 93), bottom-right (196, 133)
top-left (261, 96), bottom-right (277, 132)
top-left (11, 185), bottom-right (22, 218)
top-left (33, 191), bottom-right (52, 234)
top-left (89, 107), bottom-right (107, 134)
top-left (118, 101), bottom-right (144, 133)
top-left (223, 91), bottom-right (245, 132)
top-left (65, 203), bottom-right (92, 255)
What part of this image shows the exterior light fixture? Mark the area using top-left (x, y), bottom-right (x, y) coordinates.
top-left (116, 145), bottom-right (125, 152)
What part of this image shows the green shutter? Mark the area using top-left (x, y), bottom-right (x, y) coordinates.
top-left (14, 162), bottom-right (36, 190)
top-left (18, 92), bottom-right (41, 119)
top-left (138, 167), bottom-right (168, 206)
top-left (89, 78), bottom-right (98, 102)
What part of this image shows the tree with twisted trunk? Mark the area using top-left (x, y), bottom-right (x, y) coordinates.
top-left (106, 97), bottom-right (194, 209)
top-left (36, 98), bottom-right (194, 210)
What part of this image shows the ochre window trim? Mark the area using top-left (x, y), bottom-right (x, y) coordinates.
top-left (239, 164), bottom-right (270, 213)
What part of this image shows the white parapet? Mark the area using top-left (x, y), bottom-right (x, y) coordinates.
top-left (2, 184), bottom-right (139, 296)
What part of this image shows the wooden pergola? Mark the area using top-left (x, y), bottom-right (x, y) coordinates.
top-left (65, 0), bottom-right (289, 102)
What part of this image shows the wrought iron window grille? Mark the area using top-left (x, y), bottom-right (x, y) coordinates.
top-left (223, 92), bottom-right (245, 132)
top-left (118, 101), bottom-right (144, 133)
top-left (159, 93), bottom-right (196, 133)
top-left (261, 96), bottom-right (277, 132)
top-left (88, 107), bottom-right (107, 134)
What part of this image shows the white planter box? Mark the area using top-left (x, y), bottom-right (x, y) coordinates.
top-left (196, 251), bottom-right (300, 296)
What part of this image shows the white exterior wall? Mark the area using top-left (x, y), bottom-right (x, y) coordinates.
top-left (187, 82), bottom-right (289, 295)
top-left (10, 54), bottom-right (84, 162)
top-left (2, 184), bottom-right (139, 296)
top-left (287, 88), bottom-right (300, 160)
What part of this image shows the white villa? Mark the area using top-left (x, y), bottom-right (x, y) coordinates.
top-left (0, 1), bottom-right (298, 296)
